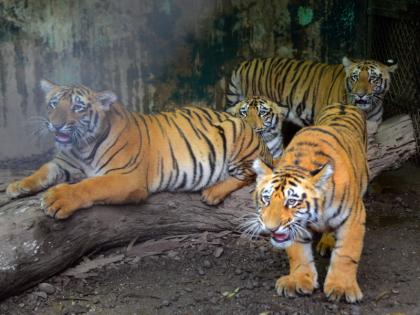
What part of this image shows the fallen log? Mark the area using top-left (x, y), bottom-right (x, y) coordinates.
top-left (0, 183), bottom-right (255, 301)
top-left (367, 114), bottom-right (417, 179)
top-left (0, 114), bottom-right (416, 301)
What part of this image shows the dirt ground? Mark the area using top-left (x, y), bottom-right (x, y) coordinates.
top-left (1, 167), bottom-right (420, 315)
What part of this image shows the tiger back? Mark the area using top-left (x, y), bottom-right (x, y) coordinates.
top-left (227, 56), bottom-right (397, 130)
top-left (251, 103), bottom-right (368, 303)
top-left (7, 80), bottom-right (272, 219)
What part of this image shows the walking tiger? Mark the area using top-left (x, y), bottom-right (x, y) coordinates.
top-left (248, 103), bottom-right (368, 303)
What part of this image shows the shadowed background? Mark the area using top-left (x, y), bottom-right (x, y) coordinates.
top-left (5, 0), bottom-right (415, 165)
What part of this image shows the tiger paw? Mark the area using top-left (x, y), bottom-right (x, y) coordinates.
top-left (316, 232), bottom-right (336, 256)
top-left (6, 180), bottom-right (33, 198)
top-left (41, 184), bottom-right (89, 219)
top-left (200, 187), bottom-right (225, 205)
top-left (324, 274), bottom-right (363, 303)
top-left (275, 272), bottom-right (317, 298)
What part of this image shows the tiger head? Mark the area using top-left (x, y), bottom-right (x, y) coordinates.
top-left (40, 79), bottom-right (117, 150)
top-left (250, 159), bottom-right (333, 249)
top-left (343, 56), bottom-right (397, 111)
top-left (226, 96), bottom-right (287, 134)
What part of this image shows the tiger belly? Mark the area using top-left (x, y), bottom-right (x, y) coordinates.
top-left (152, 158), bottom-right (228, 193)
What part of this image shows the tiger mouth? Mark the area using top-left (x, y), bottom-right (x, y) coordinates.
top-left (54, 132), bottom-right (72, 144)
top-left (354, 99), bottom-right (371, 110)
top-left (271, 232), bottom-right (291, 244)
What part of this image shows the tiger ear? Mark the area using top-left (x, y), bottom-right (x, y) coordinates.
top-left (252, 158), bottom-right (273, 181)
top-left (310, 163), bottom-right (333, 190)
top-left (386, 60), bottom-right (398, 73)
top-left (96, 90), bottom-right (117, 111)
top-left (270, 101), bottom-right (288, 117)
top-left (226, 102), bottom-right (243, 116)
top-left (40, 79), bottom-right (59, 94)
top-left (342, 56), bottom-right (353, 68)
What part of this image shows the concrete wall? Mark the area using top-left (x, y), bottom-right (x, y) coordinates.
top-left (0, 0), bottom-right (366, 165)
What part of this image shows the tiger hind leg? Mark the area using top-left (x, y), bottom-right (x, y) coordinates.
top-left (316, 232), bottom-right (336, 256)
top-left (201, 176), bottom-right (250, 205)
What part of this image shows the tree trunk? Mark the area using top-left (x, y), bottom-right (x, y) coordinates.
top-left (0, 114), bottom-right (416, 301)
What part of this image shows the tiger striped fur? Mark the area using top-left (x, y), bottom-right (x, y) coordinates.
top-left (7, 80), bottom-right (272, 219)
top-left (226, 56), bottom-right (397, 133)
top-left (250, 103), bottom-right (368, 303)
top-left (226, 96), bottom-right (300, 159)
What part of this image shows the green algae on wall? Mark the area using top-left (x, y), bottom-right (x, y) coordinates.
top-left (0, 0), bottom-right (364, 163)
top-left (297, 6), bottom-right (313, 26)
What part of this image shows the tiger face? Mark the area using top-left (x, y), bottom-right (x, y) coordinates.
top-left (40, 79), bottom-right (116, 150)
top-left (252, 159), bottom-right (333, 249)
top-left (343, 57), bottom-right (397, 111)
top-left (227, 96), bottom-right (285, 134)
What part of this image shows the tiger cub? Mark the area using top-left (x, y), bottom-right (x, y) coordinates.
top-left (7, 80), bottom-right (272, 219)
top-left (251, 103), bottom-right (368, 303)
top-left (226, 96), bottom-right (303, 160)
top-left (226, 56), bottom-right (397, 134)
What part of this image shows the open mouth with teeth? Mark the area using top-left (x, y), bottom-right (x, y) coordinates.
top-left (54, 132), bottom-right (72, 144)
top-left (271, 232), bottom-right (291, 244)
top-left (354, 99), bottom-right (371, 109)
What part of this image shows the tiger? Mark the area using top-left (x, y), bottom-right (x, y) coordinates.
top-left (226, 96), bottom-right (297, 160)
top-left (226, 56), bottom-right (397, 134)
top-left (249, 103), bottom-right (368, 303)
top-left (6, 79), bottom-right (272, 219)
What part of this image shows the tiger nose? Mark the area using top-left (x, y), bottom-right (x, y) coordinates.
top-left (260, 215), bottom-right (281, 232)
top-left (52, 122), bottom-right (65, 131)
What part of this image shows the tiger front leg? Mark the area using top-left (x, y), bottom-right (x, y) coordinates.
top-left (7, 162), bottom-right (65, 198)
top-left (41, 174), bottom-right (148, 219)
top-left (276, 242), bottom-right (318, 298)
top-left (324, 202), bottom-right (366, 303)
top-left (201, 176), bottom-right (250, 205)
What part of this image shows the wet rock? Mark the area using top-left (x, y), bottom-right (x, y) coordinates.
top-left (234, 268), bottom-right (242, 275)
top-left (326, 303), bottom-right (339, 311)
top-left (197, 267), bottom-right (205, 275)
top-left (38, 282), bottom-right (56, 295)
top-left (263, 281), bottom-right (274, 291)
top-left (33, 291), bottom-right (48, 299)
top-left (203, 259), bottom-right (212, 268)
top-left (160, 300), bottom-right (171, 307)
top-left (213, 247), bottom-right (224, 258)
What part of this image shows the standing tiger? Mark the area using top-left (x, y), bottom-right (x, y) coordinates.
top-left (249, 103), bottom-right (368, 303)
top-left (7, 80), bottom-right (272, 219)
top-left (226, 56), bottom-right (397, 134)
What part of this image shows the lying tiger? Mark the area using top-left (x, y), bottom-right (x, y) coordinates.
top-left (7, 80), bottom-right (272, 219)
top-left (227, 56), bottom-right (397, 135)
top-left (250, 103), bottom-right (368, 303)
